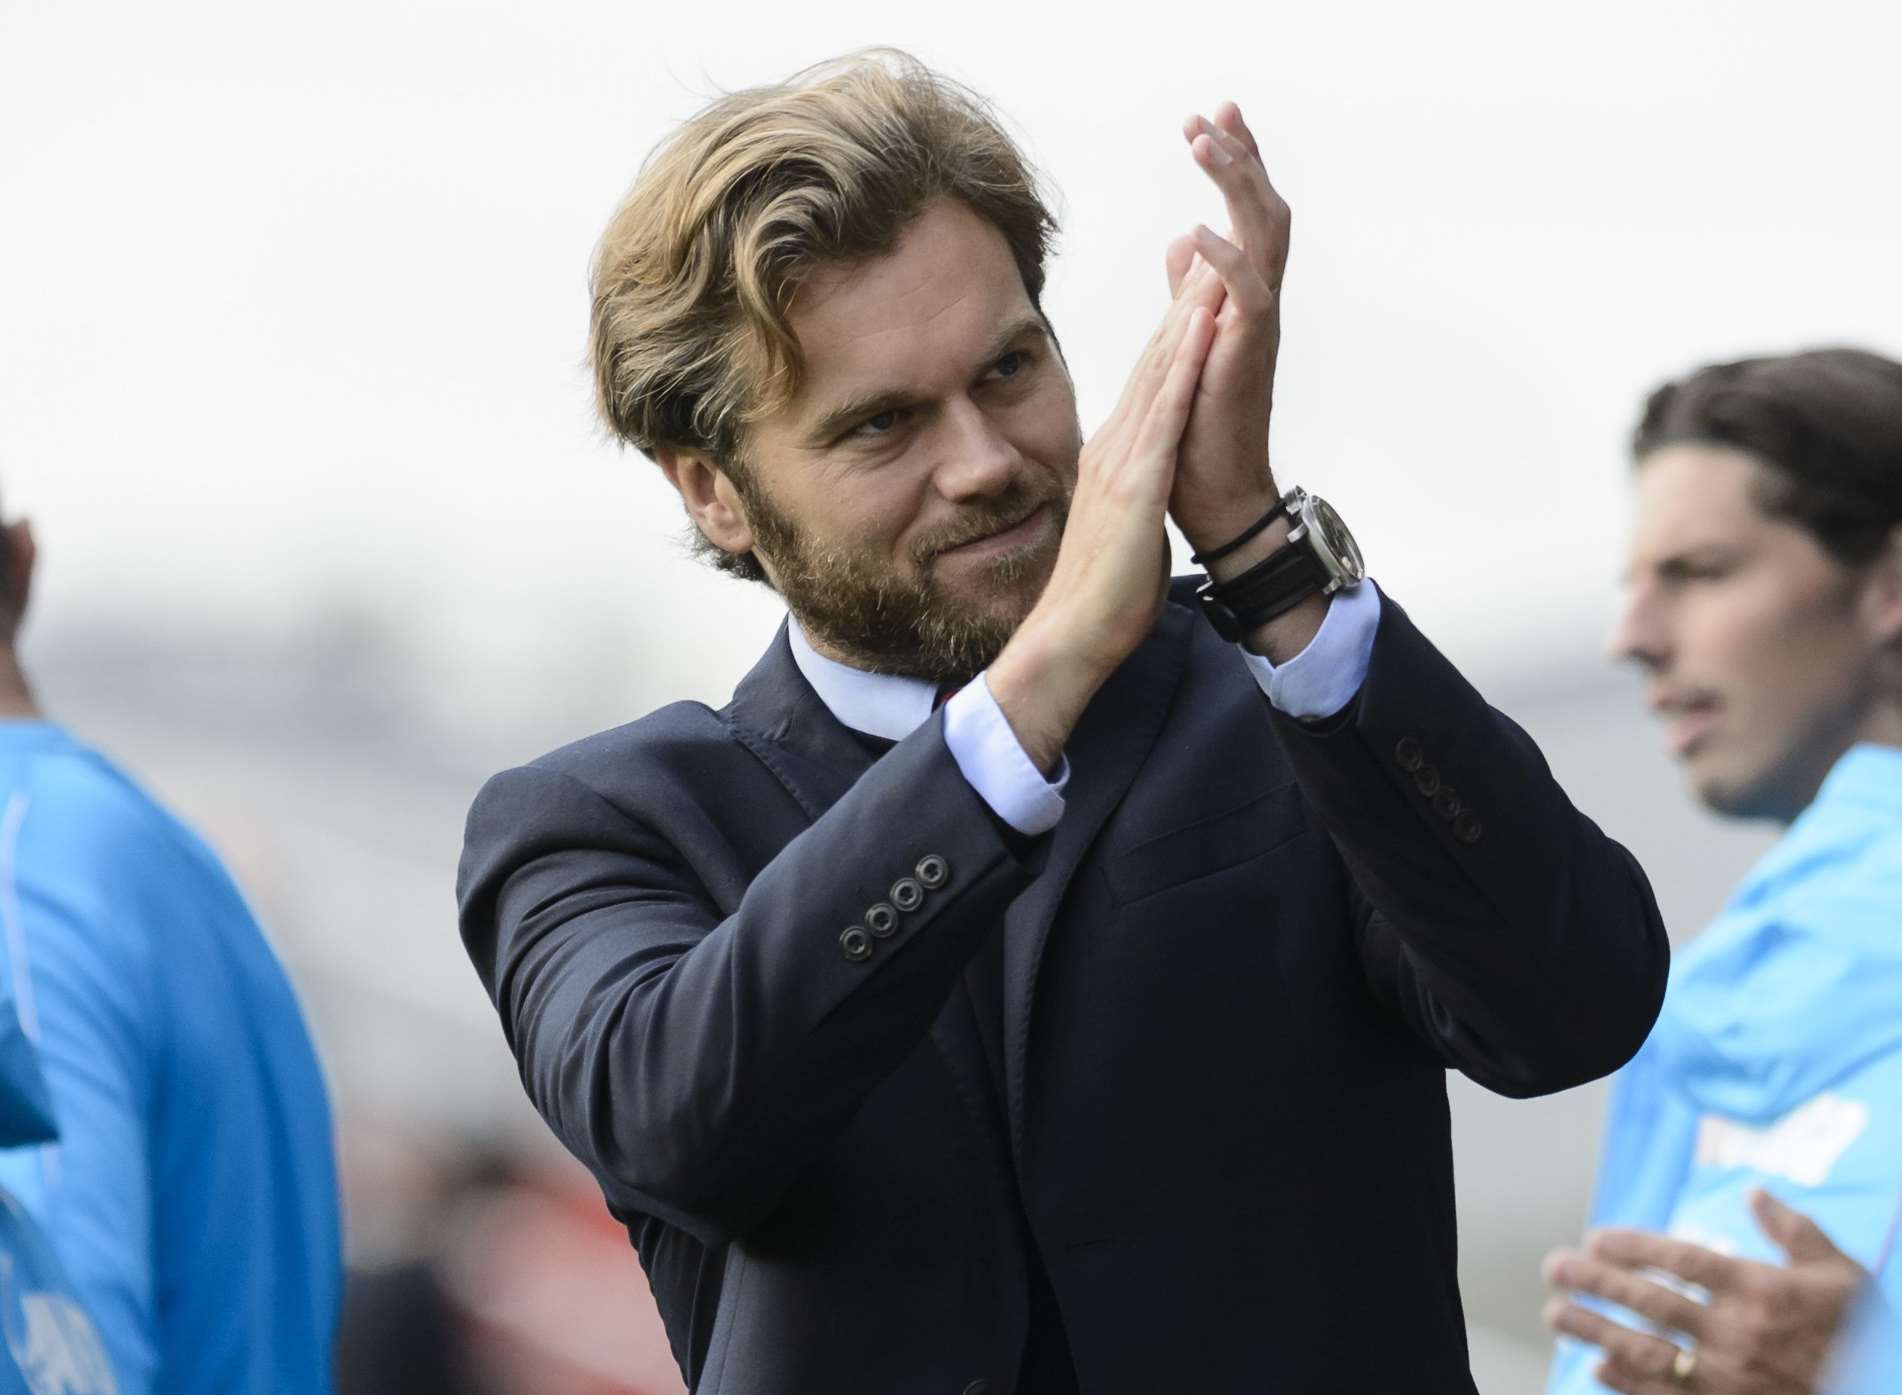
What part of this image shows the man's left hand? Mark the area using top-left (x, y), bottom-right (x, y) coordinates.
top-left (1165, 101), bottom-right (1291, 556)
top-left (1542, 1189), bottom-right (1868, 1394)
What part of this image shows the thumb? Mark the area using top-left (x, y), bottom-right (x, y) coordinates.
top-left (1752, 1187), bottom-right (1843, 1264)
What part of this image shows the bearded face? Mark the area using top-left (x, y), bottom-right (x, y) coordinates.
top-left (739, 465), bottom-right (1070, 684)
top-left (671, 201), bottom-right (1086, 686)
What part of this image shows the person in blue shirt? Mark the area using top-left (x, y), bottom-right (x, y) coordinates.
top-left (1543, 348), bottom-right (1902, 1394)
top-left (0, 506), bottom-right (341, 1393)
top-left (0, 915), bottom-right (116, 1395)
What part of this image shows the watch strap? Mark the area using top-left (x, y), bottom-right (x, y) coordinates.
top-left (1202, 530), bottom-right (1326, 628)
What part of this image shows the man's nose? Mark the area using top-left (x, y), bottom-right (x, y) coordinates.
top-left (1609, 585), bottom-right (1668, 670)
top-left (931, 398), bottom-right (1022, 502)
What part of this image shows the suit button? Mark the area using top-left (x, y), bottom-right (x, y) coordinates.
top-left (1431, 785), bottom-right (1461, 821)
top-left (916, 854), bottom-right (949, 889)
top-left (1394, 736), bottom-right (1424, 772)
top-left (890, 877), bottom-right (925, 912)
top-left (1412, 764), bottom-right (1441, 798)
top-left (960, 1383), bottom-right (997, 1395)
top-left (839, 926), bottom-right (873, 961)
top-left (1453, 811), bottom-right (1484, 845)
top-left (865, 902), bottom-right (898, 939)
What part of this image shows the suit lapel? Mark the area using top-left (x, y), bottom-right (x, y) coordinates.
top-left (724, 623), bottom-right (884, 818)
top-left (1001, 602), bottom-right (1195, 1156)
top-left (723, 621), bottom-right (1009, 1145)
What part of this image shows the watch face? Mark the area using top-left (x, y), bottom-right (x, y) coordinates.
top-left (1306, 496), bottom-right (1365, 585)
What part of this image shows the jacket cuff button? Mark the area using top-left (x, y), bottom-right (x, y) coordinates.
top-left (890, 877), bottom-right (924, 912)
top-left (1394, 736), bottom-right (1424, 772)
top-left (1453, 811), bottom-right (1484, 845)
top-left (915, 854), bottom-right (949, 888)
top-left (839, 926), bottom-right (874, 961)
top-left (865, 902), bottom-right (898, 939)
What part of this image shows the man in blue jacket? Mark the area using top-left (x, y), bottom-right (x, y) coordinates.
top-left (0, 503), bottom-right (341, 1393)
top-left (1544, 348), bottom-right (1902, 1394)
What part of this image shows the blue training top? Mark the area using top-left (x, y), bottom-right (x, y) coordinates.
top-left (0, 721), bottom-right (340, 1394)
top-left (1550, 743), bottom-right (1902, 1394)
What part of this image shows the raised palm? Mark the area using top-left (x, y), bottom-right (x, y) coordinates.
top-left (1163, 104), bottom-right (1292, 557)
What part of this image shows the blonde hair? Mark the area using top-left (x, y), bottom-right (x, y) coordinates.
top-left (589, 50), bottom-right (1057, 471)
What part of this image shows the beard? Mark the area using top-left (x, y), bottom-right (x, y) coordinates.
top-left (742, 472), bottom-right (1070, 685)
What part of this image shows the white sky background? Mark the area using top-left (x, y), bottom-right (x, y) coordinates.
top-left (2, 0), bottom-right (1900, 715)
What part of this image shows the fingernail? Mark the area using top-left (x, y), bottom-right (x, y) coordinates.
top-left (1208, 140), bottom-right (1232, 166)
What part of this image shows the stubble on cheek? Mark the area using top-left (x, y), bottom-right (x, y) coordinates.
top-left (1693, 575), bottom-right (1871, 817)
top-left (756, 478), bottom-right (1069, 683)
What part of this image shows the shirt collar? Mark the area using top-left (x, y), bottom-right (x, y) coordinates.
top-left (1813, 741), bottom-right (1902, 817)
top-left (786, 620), bottom-right (938, 742)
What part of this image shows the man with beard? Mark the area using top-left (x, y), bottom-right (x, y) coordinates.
top-left (457, 53), bottom-right (1669, 1393)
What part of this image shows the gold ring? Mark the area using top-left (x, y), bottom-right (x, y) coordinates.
top-left (1671, 1345), bottom-right (1698, 1385)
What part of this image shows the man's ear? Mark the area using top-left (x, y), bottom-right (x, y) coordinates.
top-left (1861, 522), bottom-right (1902, 649)
top-left (655, 447), bottom-right (754, 558)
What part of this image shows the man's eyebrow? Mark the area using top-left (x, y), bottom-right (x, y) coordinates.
top-left (802, 388), bottom-right (924, 449)
top-left (972, 315), bottom-right (1051, 371)
top-left (800, 316), bottom-right (1052, 447)
top-left (1627, 543), bottom-right (1743, 584)
top-left (1656, 548), bottom-right (1732, 577)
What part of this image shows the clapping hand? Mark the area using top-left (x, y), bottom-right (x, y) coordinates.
top-left (1164, 102), bottom-right (1292, 564)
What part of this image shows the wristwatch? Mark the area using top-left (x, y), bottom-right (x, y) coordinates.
top-left (1196, 488), bottom-right (1365, 643)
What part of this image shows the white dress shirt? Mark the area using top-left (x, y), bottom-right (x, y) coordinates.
top-left (788, 579), bottom-right (1383, 837)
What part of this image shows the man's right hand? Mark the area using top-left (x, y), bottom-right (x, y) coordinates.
top-left (986, 267), bottom-right (1219, 774)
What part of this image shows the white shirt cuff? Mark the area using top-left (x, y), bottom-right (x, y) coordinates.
top-left (941, 673), bottom-right (1069, 836)
top-left (1239, 578), bottom-right (1382, 720)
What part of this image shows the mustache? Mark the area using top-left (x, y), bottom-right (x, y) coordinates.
top-left (911, 482), bottom-right (1060, 564)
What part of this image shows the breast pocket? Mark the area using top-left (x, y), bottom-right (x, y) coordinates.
top-left (1102, 783), bottom-right (1310, 906)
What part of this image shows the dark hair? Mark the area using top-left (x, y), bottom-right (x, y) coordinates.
top-left (1634, 348), bottom-right (1902, 565)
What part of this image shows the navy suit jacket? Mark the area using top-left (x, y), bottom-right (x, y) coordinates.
top-left (457, 584), bottom-right (1669, 1393)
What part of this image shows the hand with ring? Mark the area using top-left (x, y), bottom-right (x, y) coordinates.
top-left (1541, 1189), bottom-right (1868, 1394)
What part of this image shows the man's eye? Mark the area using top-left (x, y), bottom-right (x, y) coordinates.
top-left (993, 351), bottom-right (1026, 379)
top-left (854, 409), bottom-right (903, 437)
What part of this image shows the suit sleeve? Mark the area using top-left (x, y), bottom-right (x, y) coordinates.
top-left (1269, 597), bottom-right (1670, 1098)
top-left (457, 721), bottom-right (1038, 1244)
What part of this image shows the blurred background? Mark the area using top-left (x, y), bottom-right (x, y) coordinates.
top-left (2, 0), bottom-right (1898, 1387)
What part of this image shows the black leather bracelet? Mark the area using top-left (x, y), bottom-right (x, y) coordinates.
top-left (1188, 497), bottom-right (1289, 566)
top-left (1203, 531), bottom-right (1321, 609)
